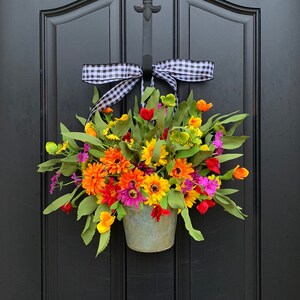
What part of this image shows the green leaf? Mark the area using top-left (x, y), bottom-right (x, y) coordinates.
top-left (226, 120), bottom-right (243, 136)
top-left (59, 162), bottom-right (78, 176)
top-left (96, 230), bottom-right (111, 257)
top-left (157, 107), bottom-right (165, 131)
top-left (168, 189), bottom-right (185, 209)
top-left (60, 155), bottom-right (78, 163)
top-left (176, 146), bottom-right (200, 159)
top-left (151, 140), bottom-right (166, 164)
top-left (37, 159), bottom-right (61, 172)
top-left (170, 102), bottom-right (189, 126)
top-left (92, 86), bottom-right (100, 105)
top-left (119, 141), bottom-right (134, 160)
top-left (43, 193), bottom-right (71, 214)
top-left (221, 136), bottom-right (249, 150)
top-left (142, 87), bottom-right (155, 102)
top-left (110, 201), bottom-right (119, 210)
top-left (215, 153), bottom-right (243, 163)
top-left (220, 169), bottom-right (234, 180)
top-left (76, 114), bottom-right (86, 126)
top-left (81, 215), bottom-right (97, 245)
top-left (160, 196), bottom-right (168, 209)
top-left (94, 111), bottom-right (107, 136)
top-left (214, 192), bottom-right (247, 220)
top-left (60, 123), bottom-right (79, 149)
top-left (200, 113), bottom-right (220, 132)
top-left (62, 132), bottom-right (104, 148)
top-left (93, 203), bottom-right (110, 222)
top-left (190, 150), bottom-right (213, 167)
top-left (186, 90), bottom-right (194, 102)
top-left (219, 113), bottom-right (249, 125)
top-left (116, 204), bottom-right (126, 221)
top-left (181, 208), bottom-right (204, 241)
top-left (217, 188), bottom-right (239, 195)
top-left (146, 89), bottom-right (160, 109)
top-left (111, 111), bottom-right (132, 137)
top-left (166, 161), bottom-right (175, 174)
top-left (89, 149), bottom-right (104, 158)
top-left (77, 195), bottom-right (98, 221)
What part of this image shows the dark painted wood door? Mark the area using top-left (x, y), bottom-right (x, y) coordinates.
top-left (1, 0), bottom-right (299, 299)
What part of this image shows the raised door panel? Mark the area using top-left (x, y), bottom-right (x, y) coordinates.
top-left (40, 1), bottom-right (122, 299)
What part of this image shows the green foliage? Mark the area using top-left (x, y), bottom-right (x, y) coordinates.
top-left (62, 132), bottom-right (104, 148)
top-left (92, 86), bottom-right (100, 105)
top-left (96, 230), bottom-right (110, 257)
top-left (221, 136), bottom-right (249, 150)
top-left (43, 193), bottom-right (72, 215)
top-left (77, 195), bottom-right (98, 220)
top-left (181, 208), bottom-right (204, 241)
top-left (81, 215), bottom-right (97, 245)
top-left (168, 189), bottom-right (185, 209)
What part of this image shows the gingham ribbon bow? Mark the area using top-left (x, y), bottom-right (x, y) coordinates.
top-left (82, 59), bottom-right (214, 121)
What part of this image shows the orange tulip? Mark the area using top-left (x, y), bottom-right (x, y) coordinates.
top-left (102, 107), bottom-right (113, 114)
top-left (196, 99), bottom-right (213, 112)
top-left (233, 165), bottom-right (249, 180)
top-left (97, 212), bottom-right (115, 234)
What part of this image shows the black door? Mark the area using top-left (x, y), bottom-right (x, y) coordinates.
top-left (1, 1), bottom-right (299, 299)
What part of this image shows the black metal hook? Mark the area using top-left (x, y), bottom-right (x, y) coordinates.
top-left (134, 0), bottom-right (161, 22)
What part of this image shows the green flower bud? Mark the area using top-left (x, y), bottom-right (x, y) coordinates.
top-left (45, 142), bottom-right (58, 155)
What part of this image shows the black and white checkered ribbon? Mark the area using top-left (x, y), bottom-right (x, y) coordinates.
top-left (82, 59), bottom-right (214, 121)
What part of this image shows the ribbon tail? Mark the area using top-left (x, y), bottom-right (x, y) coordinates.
top-left (87, 77), bottom-right (140, 122)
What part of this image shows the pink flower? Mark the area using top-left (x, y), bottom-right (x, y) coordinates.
top-left (117, 183), bottom-right (146, 209)
top-left (71, 173), bottom-right (81, 186)
top-left (49, 172), bottom-right (61, 194)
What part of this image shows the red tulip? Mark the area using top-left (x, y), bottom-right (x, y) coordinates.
top-left (205, 158), bottom-right (220, 174)
top-left (61, 203), bottom-right (73, 214)
top-left (197, 200), bottom-right (215, 215)
top-left (140, 108), bottom-right (154, 121)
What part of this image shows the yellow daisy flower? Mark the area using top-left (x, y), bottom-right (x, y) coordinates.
top-left (141, 173), bottom-right (170, 206)
top-left (141, 139), bottom-right (169, 167)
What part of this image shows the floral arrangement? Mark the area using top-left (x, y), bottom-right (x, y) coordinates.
top-left (38, 87), bottom-right (249, 256)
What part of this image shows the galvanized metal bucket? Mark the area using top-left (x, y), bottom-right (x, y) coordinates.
top-left (123, 205), bottom-right (177, 253)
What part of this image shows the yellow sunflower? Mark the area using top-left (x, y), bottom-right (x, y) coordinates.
top-left (184, 190), bottom-right (200, 208)
top-left (141, 139), bottom-right (168, 167)
top-left (141, 173), bottom-right (170, 206)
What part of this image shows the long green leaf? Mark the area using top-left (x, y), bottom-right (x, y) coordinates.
top-left (77, 195), bottom-right (98, 220)
top-left (62, 132), bottom-right (104, 148)
top-left (60, 123), bottom-right (79, 149)
top-left (59, 162), bottom-right (78, 176)
top-left (181, 208), bottom-right (204, 241)
top-left (93, 203), bottom-right (110, 222)
top-left (92, 86), bottom-right (100, 105)
top-left (142, 87), bottom-right (155, 102)
top-left (168, 189), bottom-right (185, 209)
top-left (43, 193), bottom-right (71, 215)
top-left (81, 216), bottom-right (97, 245)
top-left (221, 136), bottom-right (249, 150)
top-left (116, 205), bottom-right (126, 221)
top-left (37, 159), bottom-right (61, 172)
top-left (219, 113), bottom-right (249, 125)
top-left (176, 146), bottom-right (200, 159)
top-left (151, 140), bottom-right (166, 164)
top-left (215, 153), bottom-right (243, 163)
top-left (96, 230), bottom-right (111, 257)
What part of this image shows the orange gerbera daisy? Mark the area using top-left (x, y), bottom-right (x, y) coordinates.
top-left (118, 167), bottom-right (145, 189)
top-left (82, 163), bottom-right (108, 195)
top-left (100, 147), bottom-right (130, 174)
top-left (170, 158), bottom-right (194, 181)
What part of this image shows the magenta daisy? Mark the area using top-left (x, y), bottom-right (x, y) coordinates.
top-left (117, 182), bottom-right (146, 209)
